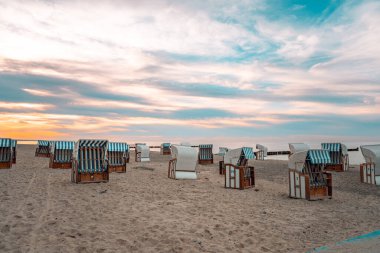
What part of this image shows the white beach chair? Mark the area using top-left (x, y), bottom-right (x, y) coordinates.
top-left (255, 144), bottom-right (268, 160)
top-left (49, 141), bottom-right (74, 169)
top-left (135, 143), bottom-right (150, 162)
top-left (168, 145), bottom-right (197, 180)
top-left (360, 145), bottom-right (380, 186)
top-left (289, 149), bottom-right (332, 200)
top-left (321, 143), bottom-right (349, 172)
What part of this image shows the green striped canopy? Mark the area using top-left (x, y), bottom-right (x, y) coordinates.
top-left (108, 142), bottom-right (129, 152)
top-left (38, 140), bottom-right (50, 147)
top-left (0, 138), bottom-right (12, 147)
top-left (321, 143), bottom-right (341, 152)
top-left (162, 143), bottom-right (171, 148)
top-left (55, 141), bottom-right (74, 150)
top-left (242, 147), bottom-right (255, 159)
top-left (11, 140), bottom-right (17, 147)
top-left (307, 150), bottom-right (331, 164)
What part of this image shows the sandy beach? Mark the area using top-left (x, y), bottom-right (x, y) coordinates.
top-left (0, 144), bottom-right (379, 253)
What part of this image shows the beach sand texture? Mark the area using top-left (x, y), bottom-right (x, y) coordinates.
top-left (0, 145), bottom-right (379, 253)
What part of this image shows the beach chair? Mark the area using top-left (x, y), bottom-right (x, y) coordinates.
top-left (0, 138), bottom-right (12, 169)
top-left (35, 140), bottom-right (52, 157)
top-left (289, 149), bottom-right (332, 200)
top-left (108, 142), bottom-right (128, 173)
top-left (135, 143), bottom-right (150, 162)
top-left (168, 145), bottom-right (197, 180)
top-left (71, 139), bottom-right (109, 183)
top-left (223, 147), bottom-right (255, 189)
top-left (360, 145), bottom-right (380, 186)
top-left (218, 147), bottom-right (229, 173)
top-left (289, 143), bottom-right (310, 156)
top-left (198, 144), bottom-right (213, 165)
top-left (49, 141), bottom-right (74, 169)
top-left (321, 143), bottom-right (349, 172)
top-left (255, 144), bottom-right (268, 160)
top-left (11, 139), bottom-right (17, 164)
top-left (160, 143), bottom-right (171, 155)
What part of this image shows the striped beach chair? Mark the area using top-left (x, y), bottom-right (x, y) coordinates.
top-left (198, 144), bottom-right (213, 165)
top-left (71, 139), bottom-right (109, 183)
top-left (289, 149), bottom-right (332, 200)
top-left (289, 143), bottom-right (310, 156)
top-left (360, 145), bottom-right (380, 186)
top-left (223, 147), bottom-right (255, 190)
top-left (168, 145), bottom-right (197, 180)
top-left (160, 143), bottom-right (171, 155)
top-left (49, 141), bottom-right (74, 169)
top-left (135, 143), bottom-right (150, 162)
top-left (0, 138), bottom-right (12, 169)
top-left (255, 144), bottom-right (268, 160)
top-left (321, 143), bottom-right (349, 172)
top-left (108, 142), bottom-right (129, 173)
top-left (11, 139), bottom-right (17, 164)
top-left (35, 140), bottom-right (52, 157)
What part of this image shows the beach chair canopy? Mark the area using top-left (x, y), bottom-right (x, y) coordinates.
top-left (54, 141), bottom-right (74, 150)
top-left (289, 149), bottom-right (331, 172)
top-left (38, 140), bottom-right (50, 147)
top-left (162, 143), bottom-right (171, 148)
top-left (73, 139), bottom-right (108, 173)
top-left (224, 147), bottom-right (255, 165)
top-left (218, 147), bottom-right (229, 156)
top-left (108, 142), bottom-right (129, 153)
top-left (52, 141), bottom-right (74, 162)
top-left (321, 143), bottom-right (348, 154)
top-left (171, 145), bottom-right (197, 172)
top-left (361, 145), bottom-right (380, 172)
top-left (289, 143), bottom-right (310, 154)
top-left (199, 144), bottom-right (213, 160)
top-left (11, 139), bottom-right (17, 148)
top-left (256, 144), bottom-right (268, 157)
top-left (0, 138), bottom-right (12, 148)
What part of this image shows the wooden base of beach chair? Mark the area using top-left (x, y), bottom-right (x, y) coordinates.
top-left (35, 150), bottom-right (50, 158)
top-left (360, 163), bottom-right (378, 185)
top-left (50, 162), bottom-right (72, 169)
top-left (289, 169), bottom-right (332, 200)
top-left (162, 150), bottom-right (171, 155)
top-left (198, 159), bottom-right (213, 165)
top-left (219, 161), bottom-right (225, 175)
top-left (0, 161), bottom-right (12, 169)
top-left (325, 164), bottom-right (344, 172)
top-left (225, 164), bottom-right (255, 190)
top-left (12, 149), bottom-right (16, 164)
top-left (109, 164), bottom-right (126, 173)
top-left (71, 168), bottom-right (109, 183)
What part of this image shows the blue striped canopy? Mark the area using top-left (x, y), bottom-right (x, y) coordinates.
top-left (0, 138), bottom-right (12, 147)
top-left (38, 140), bottom-right (50, 147)
top-left (307, 150), bottom-right (331, 164)
top-left (321, 143), bottom-right (341, 152)
top-left (78, 139), bottom-right (108, 148)
top-left (55, 141), bottom-right (74, 150)
top-left (242, 147), bottom-right (255, 159)
top-left (108, 142), bottom-right (129, 152)
top-left (162, 143), bottom-right (171, 147)
top-left (199, 144), bottom-right (213, 148)
top-left (11, 140), bottom-right (17, 147)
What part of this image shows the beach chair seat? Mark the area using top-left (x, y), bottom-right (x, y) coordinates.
top-left (160, 143), bottom-right (171, 155)
top-left (289, 149), bottom-right (332, 200)
top-left (71, 139), bottom-right (109, 183)
top-left (321, 143), bottom-right (349, 172)
top-left (223, 147), bottom-right (255, 189)
top-left (168, 145), bottom-right (197, 180)
top-left (49, 141), bottom-right (74, 169)
top-left (108, 142), bottom-right (128, 173)
top-left (35, 140), bottom-right (52, 157)
top-left (0, 138), bottom-right (12, 169)
top-left (11, 140), bottom-right (17, 164)
top-left (135, 143), bottom-right (150, 162)
top-left (198, 144), bottom-right (213, 165)
top-left (255, 144), bottom-right (268, 160)
top-left (360, 145), bottom-right (380, 186)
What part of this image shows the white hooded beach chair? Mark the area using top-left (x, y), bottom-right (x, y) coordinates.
top-left (160, 143), bottom-right (171, 155)
top-left (135, 143), bottom-right (150, 162)
top-left (0, 138), bottom-right (12, 169)
top-left (168, 145), bottom-right (197, 180)
top-left (321, 143), bottom-right (349, 172)
top-left (198, 144), bottom-right (213, 165)
top-left (35, 140), bottom-right (52, 157)
top-left (289, 149), bottom-right (332, 200)
top-left (71, 139), bottom-right (109, 183)
top-left (223, 147), bottom-right (255, 189)
top-left (289, 143), bottom-right (310, 156)
top-left (255, 144), bottom-right (268, 160)
top-left (108, 142), bottom-right (129, 173)
top-left (49, 141), bottom-right (74, 169)
top-left (11, 139), bottom-right (17, 164)
top-left (360, 145), bottom-right (380, 186)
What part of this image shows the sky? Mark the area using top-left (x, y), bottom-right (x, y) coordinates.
top-left (0, 0), bottom-right (379, 148)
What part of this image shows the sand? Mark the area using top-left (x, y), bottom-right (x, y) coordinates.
top-left (0, 144), bottom-right (379, 253)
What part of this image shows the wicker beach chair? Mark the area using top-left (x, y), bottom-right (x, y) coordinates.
top-left (321, 143), bottom-right (349, 172)
top-left (160, 143), bottom-right (171, 155)
top-left (168, 145), bottom-right (197, 180)
top-left (108, 142), bottom-right (128, 173)
top-left (11, 139), bottom-right (17, 164)
top-left (255, 144), bottom-right (268, 160)
top-left (0, 138), bottom-right (12, 169)
top-left (289, 149), bottom-right (332, 200)
top-left (35, 140), bottom-right (52, 157)
top-left (289, 143), bottom-right (310, 156)
top-left (49, 141), bottom-right (74, 169)
top-left (135, 143), bottom-right (150, 162)
top-left (198, 144), bottom-right (213, 165)
top-left (71, 139), bottom-right (109, 183)
top-left (360, 145), bottom-right (380, 186)
top-left (223, 147), bottom-right (255, 189)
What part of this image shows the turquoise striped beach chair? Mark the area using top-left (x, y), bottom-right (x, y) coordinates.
top-left (223, 147), bottom-right (255, 189)
top-left (160, 143), bottom-right (171, 155)
top-left (289, 149), bottom-right (332, 200)
top-left (71, 139), bottom-right (109, 183)
top-left (108, 142), bottom-right (128, 173)
top-left (49, 141), bottom-right (74, 169)
top-left (198, 144), bottom-right (213, 164)
top-left (321, 143), bottom-right (349, 172)
top-left (35, 140), bottom-right (52, 157)
top-left (0, 138), bottom-right (12, 169)
top-left (11, 139), bottom-right (17, 164)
